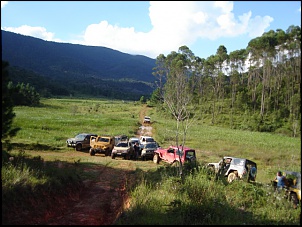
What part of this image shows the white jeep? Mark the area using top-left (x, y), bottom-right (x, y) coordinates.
top-left (207, 156), bottom-right (257, 183)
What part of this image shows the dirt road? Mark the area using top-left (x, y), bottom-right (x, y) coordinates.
top-left (9, 105), bottom-right (152, 225)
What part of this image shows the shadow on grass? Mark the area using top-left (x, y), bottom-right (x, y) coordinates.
top-left (1, 151), bottom-right (140, 225)
top-left (114, 166), bottom-right (300, 225)
top-left (9, 142), bottom-right (61, 151)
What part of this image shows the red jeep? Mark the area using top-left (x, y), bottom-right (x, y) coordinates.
top-left (153, 145), bottom-right (196, 166)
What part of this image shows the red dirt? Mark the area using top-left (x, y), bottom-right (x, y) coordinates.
top-left (41, 166), bottom-right (136, 225)
top-left (4, 105), bottom-right (151, 225)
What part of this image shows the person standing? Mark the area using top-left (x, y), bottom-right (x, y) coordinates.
top-left (134, 142), bottom-right (140, 161)
top-left (275, 171), bottom-right (286, 193)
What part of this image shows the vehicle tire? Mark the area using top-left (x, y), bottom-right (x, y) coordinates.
top-left (125, 153), bottom-right (131, 160)
top-left (227, 172), bottom-right (238, 183)
top-left (153, 154), bottom-right (160, 164)
top-left (171, 161), bottom-right (181, 175)
top-left (290, 193), bottom-right (299, 209)
top-left (207, 166), bottom-right (215, 174)
top-left (89, 149), bottom-right (95, 156)
top-left (75, 143), bottom-right (82, 151)
top-left (105, 149), bottom-right (110, 156)
top-left (172, 160), bottom-right (180, 168)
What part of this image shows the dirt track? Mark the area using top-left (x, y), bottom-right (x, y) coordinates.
top-left (9, 105), bottom-right (152, 225)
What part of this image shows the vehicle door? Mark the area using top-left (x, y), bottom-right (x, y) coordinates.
top-left (165, 148), bottom-right (176, 163)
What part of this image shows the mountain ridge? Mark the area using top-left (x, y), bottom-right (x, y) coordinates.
top-left (1, 30), bottom-right (157, 100)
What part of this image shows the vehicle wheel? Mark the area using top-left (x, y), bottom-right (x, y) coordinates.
top-left (75, 143), bottom-right (82, 151)
top-left (105, 149), bottom-right (110, 156)
top-left (153, 154), bottom-right (160, 164)
top-left (125, 153), bottom-right (131, 160)
top-left (172, 160), bottom-right (180, 168)
top-left (171, 161), bottom-right (181, 175)
top-left (207, 166), bottom-right (215, 174)
top-left (89, 149), bottom-right (95, 156)
top-left (227, 172), bottom-right (238, 183)
top-left (290, 193), bottom-right (298, 209)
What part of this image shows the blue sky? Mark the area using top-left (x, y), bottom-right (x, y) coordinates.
top-left (1, 1), bottom-right (301, 59)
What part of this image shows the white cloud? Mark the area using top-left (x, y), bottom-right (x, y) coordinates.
top-left (77, 1), bottom-right (273, 58)
top-left (247, 15), bottom-right (273, 38)
top-left (2, 1), bottom-right (274, 58)
top-left (2, 25), bottom-right (62, 42)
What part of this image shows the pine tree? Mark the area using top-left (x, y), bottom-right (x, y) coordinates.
top-left (2, 61), bottom-right (20, 141)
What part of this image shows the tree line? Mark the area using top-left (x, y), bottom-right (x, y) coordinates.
top-left (150, 25), bottom-right (301, 137)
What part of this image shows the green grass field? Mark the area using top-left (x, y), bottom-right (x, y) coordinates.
top-left (3, 98), bottom-right (301, 225)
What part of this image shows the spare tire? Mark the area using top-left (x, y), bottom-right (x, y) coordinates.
top-left (227, 172), bottom-right (238, 183)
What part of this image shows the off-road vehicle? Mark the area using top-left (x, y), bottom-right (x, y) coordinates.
top-left (207, 156), bottom-right (257, 183)
top-left (114, 135), bottom-right (128, 145)
top-left (140, 136), bottom-right (155, 144)
top-left (143, 116), bottom-right (151, 124)
top-left (272, 170), bottom-right (301, 209)
top-left (111, 141), bottom-right (135, 160)
top-left (66, 133), bottom-right (97, 151)
top-left (140, 142), bottom-right (158, 161)
top-left (89, 135), bottom-right (115, 156)
top-left (153, 145), bottom-right (196, 167)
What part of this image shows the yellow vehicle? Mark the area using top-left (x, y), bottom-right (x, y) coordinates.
top-left (89, 135), bottom-right (115, 156)
top-left (272, 171), bottom-right (301, 209)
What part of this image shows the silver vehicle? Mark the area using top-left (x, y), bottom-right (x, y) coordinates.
top-left (140, 142), bottom-right (158, 161)
top-left (114, 135), bottom-right (128, 145)
top-left (129, 137), bottom-right (140, 146)
top-left (143, 116), bottom-right (151, 124)
top-left (66, 133), bottom-right (97, 151)
top-left (207, 156), bottom-right (257, 183)
top-left (140, 136), bottom-right (155, 144)
top-left (111, 142), bottom-right (135, 160)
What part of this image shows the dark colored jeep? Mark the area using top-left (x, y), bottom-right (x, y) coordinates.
top-left (66, 133), bottom-right (97, 151)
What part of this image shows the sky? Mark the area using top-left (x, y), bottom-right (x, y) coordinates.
top-left (1, 1), bottom-right (301, 60)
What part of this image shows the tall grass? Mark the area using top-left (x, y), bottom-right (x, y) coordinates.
top-left (3, 98), bottom-right (301, 225)
top-left (115, 166), bottom-right (300, 225)
top-left (151, 109), bottom-right (301, 183)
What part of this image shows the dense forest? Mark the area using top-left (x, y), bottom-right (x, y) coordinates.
top-left (149, 25), bottom-right (301, 137)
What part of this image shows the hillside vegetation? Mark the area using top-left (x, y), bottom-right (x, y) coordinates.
top-left (2, 30), bottom-right (156, 100)
top-left (2, 98), bottom-right (301, 225)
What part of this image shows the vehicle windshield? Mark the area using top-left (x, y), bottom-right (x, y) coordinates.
top-left (146, 138), bottom-right (154, 142)
top-left (186, 150), bottom-right (195, 158)
top-left (284, 171), bottom-right (301, 189)
top-left (144, 143), bottom-right (157, 149)
top-left (75, 134), bottom-right (85, 140)
top-left (98, 137), bottom-right (109, 142)
top-left (116, 143), bottom-right (128, 147)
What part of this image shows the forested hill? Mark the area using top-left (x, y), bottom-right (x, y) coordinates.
top-left (1, 30), bottom-right (157, 100)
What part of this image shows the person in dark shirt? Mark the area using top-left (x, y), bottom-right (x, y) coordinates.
top-left (134, 142), bottom-right (140, 161)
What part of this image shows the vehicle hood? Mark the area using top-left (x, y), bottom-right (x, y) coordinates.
top-left (67, 138), bottom-right (79, 142)
top-left (113, 147), bottom-right (130, 151)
